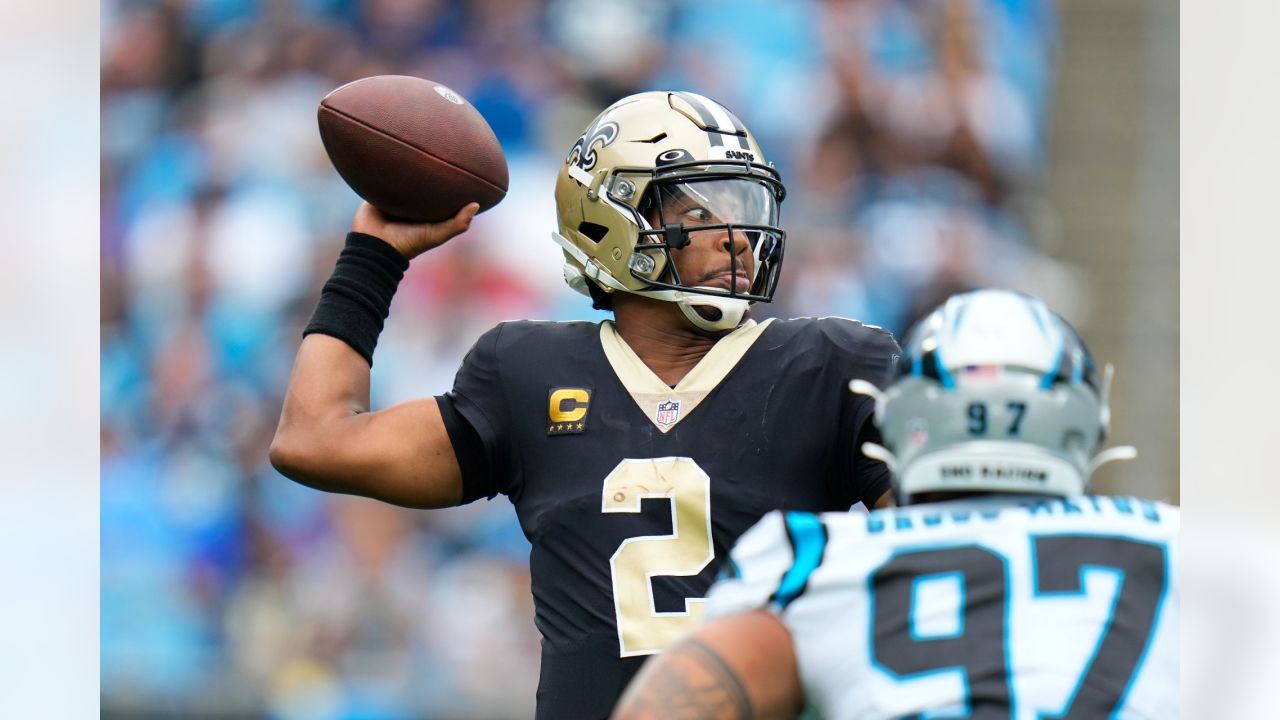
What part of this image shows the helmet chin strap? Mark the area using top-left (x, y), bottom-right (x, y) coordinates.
top-left (675, 290), bottom-right (749, 332)
top-left (552, 232), bottom-right (750, 332)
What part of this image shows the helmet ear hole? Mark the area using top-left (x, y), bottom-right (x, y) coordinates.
top-left (578, 221), bottom-right (608, 243)
top-left (692, 305), bottom-right (723, 322)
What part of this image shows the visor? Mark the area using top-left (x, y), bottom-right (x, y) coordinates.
top-left (647, 177), bottom-right (780, 230)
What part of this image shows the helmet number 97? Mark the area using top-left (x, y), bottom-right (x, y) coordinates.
top-left (967, 402), bottom-right (1028, 436)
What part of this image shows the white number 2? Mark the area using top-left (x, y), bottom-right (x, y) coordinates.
top-left (601, 457), bottom-right (714, 657)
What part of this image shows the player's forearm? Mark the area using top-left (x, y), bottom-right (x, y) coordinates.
top-left (270, 334), bottom-right (376, 486)
top-left (613, 637), bottom-right (754, 720)
top-left (613, 612), bottom-right (803, 720)
top-left (269, 227), bottom-right (406, 492)
top-left (271, 335), bottom-right (464, 508)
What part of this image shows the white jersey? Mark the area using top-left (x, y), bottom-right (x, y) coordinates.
top-left (705, 495), bottom-right (1178, 719)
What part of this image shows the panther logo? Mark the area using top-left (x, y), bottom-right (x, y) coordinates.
top-left (566, 120), bottom-right (619, 171)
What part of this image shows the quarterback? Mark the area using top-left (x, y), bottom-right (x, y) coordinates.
top-left (271, 91), bottom-right (900, 718)
top-left (615, 289), bottom-right (1178, 719)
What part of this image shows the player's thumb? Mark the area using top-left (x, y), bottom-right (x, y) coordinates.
top-left (455, 202), bottom-right (480, 229)
top-left (439, 202), bottom-right (478, 239)
top-left (423, 202), bottom-right (480, 250)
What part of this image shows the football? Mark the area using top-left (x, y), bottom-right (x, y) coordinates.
top-left (317, 75), bottom-right (508, 223)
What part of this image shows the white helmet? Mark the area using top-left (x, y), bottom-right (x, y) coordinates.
top-left (552, 91), bottom-right (787, 332)
top-left (851, 289), bottom-right (1136, 502)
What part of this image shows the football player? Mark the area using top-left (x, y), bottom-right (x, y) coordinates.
top-left (613, 289), bottom-right (1178, 720)
top-left (271, 91), bottom-right (901, 718)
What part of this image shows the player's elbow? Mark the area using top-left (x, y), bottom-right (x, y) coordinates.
top-left (268, 426), bottom-right (318, 483)
top-left (269, 429), bottom-right (346, 494)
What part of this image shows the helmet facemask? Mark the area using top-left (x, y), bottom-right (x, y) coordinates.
top-left (609, 160), bottom-right (786, 331)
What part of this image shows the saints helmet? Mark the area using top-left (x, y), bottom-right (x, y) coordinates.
top-left (850, 289), bottom-right (1136, 501)
top-left (552, 91), bottom-right (787, 332)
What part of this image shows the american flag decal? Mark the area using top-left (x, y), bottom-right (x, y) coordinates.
top-left (963, 364), bottom-right (1002, 382)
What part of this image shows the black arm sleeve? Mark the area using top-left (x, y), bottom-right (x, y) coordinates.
top-left (435, 324), bottom-right (512, 504)
top-left (303, 232), bottom-right (409, 366)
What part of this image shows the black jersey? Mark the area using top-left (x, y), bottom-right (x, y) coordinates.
top-left (436, 316), bottom-right (899, 719)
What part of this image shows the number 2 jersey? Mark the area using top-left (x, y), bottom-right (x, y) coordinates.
top-left (435, 316), bottom-right (899, 719)
top-left (706, 495), bottom-right (1179, 719)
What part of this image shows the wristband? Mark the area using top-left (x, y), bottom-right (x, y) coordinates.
top-left (303, 232), bottom-right (410, 366)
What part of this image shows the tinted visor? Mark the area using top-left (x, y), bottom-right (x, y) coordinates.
top-left (647, 177), bottom-right (780, 234)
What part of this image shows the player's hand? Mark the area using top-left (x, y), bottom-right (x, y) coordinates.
top-left (351, 201), bottom-right (481, 260)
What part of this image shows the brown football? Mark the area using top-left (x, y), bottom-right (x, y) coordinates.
top-left (317, 75), bottom-right (508, 223)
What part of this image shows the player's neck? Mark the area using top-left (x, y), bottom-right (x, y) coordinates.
top-left (612, 297), bottom-right (732, 387)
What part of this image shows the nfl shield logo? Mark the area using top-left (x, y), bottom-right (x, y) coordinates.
top-left (908, 419), bottom-right (929, 448)
top-left (655, 400), bottom-right (681, 426)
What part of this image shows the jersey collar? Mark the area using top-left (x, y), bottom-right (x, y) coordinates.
top-left (599, 318), bottom-right (774, 432)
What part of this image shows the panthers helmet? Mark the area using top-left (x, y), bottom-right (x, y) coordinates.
top-left (850, 289), bottom-right (1135, 502)
top-left (552, 91), bottom-right (787, 332)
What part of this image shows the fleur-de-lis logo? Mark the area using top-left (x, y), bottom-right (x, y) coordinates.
top-left (566, 120), bottom-right (619, 171)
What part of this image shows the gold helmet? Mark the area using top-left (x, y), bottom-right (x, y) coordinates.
top-left (552, 91), bottom-right (787, 332)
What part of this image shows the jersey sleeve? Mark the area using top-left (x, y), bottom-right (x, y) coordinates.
top-left (705, 510), bottom-right (831, 621)
top-left (436, 323), bottom-right (513, 504)
top-left (845, 398), bottom-right (892, 506)
top-left (823, 319), bottom-right (901, 508)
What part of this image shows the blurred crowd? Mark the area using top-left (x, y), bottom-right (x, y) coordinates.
top-left (101, 0), bottom-right (1066, 716)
